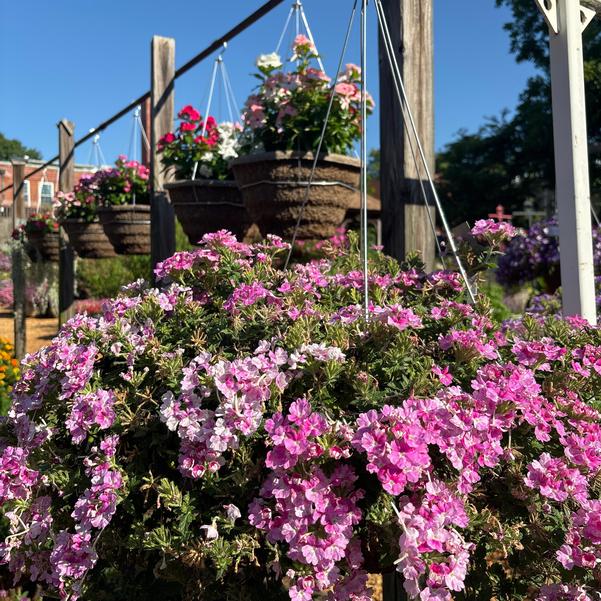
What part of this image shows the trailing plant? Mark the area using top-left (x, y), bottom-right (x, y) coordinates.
top-left (240, 35), bottom-right (374, 155)
top-left (158, 106), bottom-right (241, 180)
top-left (1, 227), bottom-right (601, 601)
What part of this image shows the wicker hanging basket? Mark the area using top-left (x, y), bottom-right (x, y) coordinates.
top-left (62, 219), bottom-right (117, 259)
top-left (230, 151), bottom-right (360, 239)
top-left (164, 180), bottom-right (255, 245)
top-left (97, 205), bottom-right (151, 255)
top-left (25, 230), bottom-right (60, 263)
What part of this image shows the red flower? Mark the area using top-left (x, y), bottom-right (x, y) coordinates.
top-left (178, 105), bottom-right (201, 122)
top-left (180, 122), bottom-right (196, 132)
top-left (160, 132), bottom-right (176, 146)
top-left (205, 116), bottom-right (217, 130)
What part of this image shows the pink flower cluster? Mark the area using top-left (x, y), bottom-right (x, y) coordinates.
top-left (249, 465), bottom-right (365, 600)
top-left (397, 481), bottom-right (472, 600)
top-left (470, 218), bottom-right (517, 243)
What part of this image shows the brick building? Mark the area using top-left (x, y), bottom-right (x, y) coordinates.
top-left (0, 160), bottom-right (102, 216)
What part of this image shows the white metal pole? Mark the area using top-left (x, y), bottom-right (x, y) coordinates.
top-left (548, 0), bottom-right (596, 323)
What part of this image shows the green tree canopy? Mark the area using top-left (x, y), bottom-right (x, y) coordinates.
top-left (0, 132), bottom-right (42, 161)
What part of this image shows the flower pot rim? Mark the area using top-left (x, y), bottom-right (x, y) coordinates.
top-left (26, 229), bottom-right (60, 239)
top-left (97, 204), bottom-right (151, 213)
top-left (164, 179), bottom-right (237, 190)
top-left (230, 151), bottom-right (360, 168)
top-left (62, 218), bottom-right (101, 224)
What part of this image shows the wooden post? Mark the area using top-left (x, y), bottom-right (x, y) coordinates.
top-left (150, 35), bottom-right (176, 277)
top-left (58, 119), bottom-right (76, 326)
top-left (378, 0), bottom-right (435, 271)
top-left (11, 159), bottom-right (27, 359)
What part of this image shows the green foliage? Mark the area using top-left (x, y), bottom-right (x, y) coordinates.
top-left (76, 223), bottom-right (192, 299)
top-left (77, 255), bottom-right (150, 299)
top-left (0, 132), bottom-right (41, 161)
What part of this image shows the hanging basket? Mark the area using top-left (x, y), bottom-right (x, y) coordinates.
top-left (230, 151), bottom-right (360, 239)
top-left (25, 230), bottom-right (60, 263)
top-left (164, 179), bottom-right (255, 245)
top-left (62, 219), bottom-right (117, 259)
top-left (97, 205), bottom-right (151, 255)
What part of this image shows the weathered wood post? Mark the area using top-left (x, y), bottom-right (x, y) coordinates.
top-left (380, 1), bottom-right (434, 593)
top-left (150, 35), bottom-right (176, 278)
top-left (58, 119), bottom-right (76, 326)
top-left (11, 159), bottom-right (27, 359)
top-left (378, 0), bottom-right (436, 271)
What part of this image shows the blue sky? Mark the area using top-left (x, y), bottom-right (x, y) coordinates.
top-left (0, 0), bottom-right (538, 164)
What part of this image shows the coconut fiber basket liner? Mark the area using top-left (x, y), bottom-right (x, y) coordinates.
top-left (164, 179), bottom-right (253, 245)
top-left (26, 230), bottom-right (60, 263)
top-left (97, 205), bottom-right (151, 255)
top-left (230, 151), bottom-right (360, 239)
top-left (62, 219), bottom-right (117, 259)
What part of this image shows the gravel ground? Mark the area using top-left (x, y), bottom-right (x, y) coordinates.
top-left (0, 311), bottom-right (57, 355)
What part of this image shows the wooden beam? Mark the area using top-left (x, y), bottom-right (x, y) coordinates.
top-left (11, 159), bottom-right (26, 359)
top-left (378, 0), bottom-right (436, 271)
top-left (58, 119), bottom-right (76, 327)
top-left (150, 35), bottom-right (176, 277)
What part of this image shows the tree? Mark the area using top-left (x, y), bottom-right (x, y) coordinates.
top-left (436, 1), bottom-right (600, 226)
top-left (0, 133), bottom-right (42, 161)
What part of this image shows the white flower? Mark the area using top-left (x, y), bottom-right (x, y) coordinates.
top-left (224, 504), bottom-right (241, 522)
top-left (256, 52), bottom-right (282, 71)
top-left (218, 141), bottom-right (238, 160)
top-left (200, 524), bottom-right (219, 540)
top-left (200, 152), bottom-right (214, 162)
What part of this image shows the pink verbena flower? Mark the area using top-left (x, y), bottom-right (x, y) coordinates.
top-left (65, 389), bottom-right (116, 444)
top-left (524, 453), bottom-right (589, 503)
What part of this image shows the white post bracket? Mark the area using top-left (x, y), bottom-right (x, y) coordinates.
top-left (534, 0), bottom-right (598, 323)
top-left (535, 0), bottom-right (599, 34)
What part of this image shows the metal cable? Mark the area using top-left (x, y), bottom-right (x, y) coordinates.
top-left (374, 0), bottom-right (475, 303)
top-left (284, 0), bottom-right (359, 269)
top-left (373, 0), bottom-right (446, 268)
top-left (360, 0), bottom-right (370, 319)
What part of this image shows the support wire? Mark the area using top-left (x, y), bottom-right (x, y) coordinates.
top-left (360, 0), bottom-right (370, 319)
top-left (284, 0), bottom-right (359, 269)
top-left (372, 1), bottom-right (446, 268)
top-left (374, 0), bottom-right (475, 303)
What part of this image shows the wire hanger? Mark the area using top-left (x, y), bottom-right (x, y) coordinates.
top-left (275, 0), bottom-right (326, 73)
top-left (192, 43), bottom-right (240, 180)
top-left (87, 133), bottom-right (107, 172)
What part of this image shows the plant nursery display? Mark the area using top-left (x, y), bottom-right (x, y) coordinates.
top-left (12, 214), bottom-right (60, 263)
top-left (94, 156), bottom-right (151, 255)
top-left (497, 217), bottom-right (601, 293)
top-left (160, 106), bottom-right (253, 245)
top-left (1, 223), bottom-right (601, 601)
top-left (231, 36), bottom-right (374, 239)
top-left (54, 176), bottom-right (116, 259)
